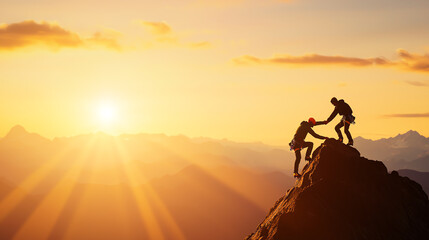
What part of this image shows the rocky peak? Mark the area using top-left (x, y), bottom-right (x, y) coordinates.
top-left (5, 125), bottom-right (28, 138)
top-left (246, 139), bottom-right (429, 240)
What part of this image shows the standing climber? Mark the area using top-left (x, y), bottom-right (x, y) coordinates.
top-left (290, 118), bottom-right (327, 178)
top-left (324, 97), bottom-right (355, 146)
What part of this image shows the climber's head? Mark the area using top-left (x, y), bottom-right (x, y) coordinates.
top-left (308, 117), bottom-right (316, 126)
top-left (331, 97), bottom-right (338, 106)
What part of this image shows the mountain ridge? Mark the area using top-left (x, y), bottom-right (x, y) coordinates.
top-left (354, 130), bottom-right (429, 171)
top-left (246, 139), bottom-right (429, 240)
top-left (398, 169), bottom-right (429, 196)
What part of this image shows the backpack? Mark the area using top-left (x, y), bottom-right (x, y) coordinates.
top-left (289, 139), bottom-right (297, 151)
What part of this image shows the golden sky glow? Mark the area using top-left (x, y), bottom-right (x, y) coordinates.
top-left (1, 0), bottom-right (429, 144)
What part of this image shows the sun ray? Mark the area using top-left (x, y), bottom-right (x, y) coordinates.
top-left (159, 143), bottom-right (269, 211)
top-left (124, 135), bottom-right (268, 212)
top-left (0, 140), bottom-right (80, 223)
top-left (58, 135), bottom-right (131, 240)
top-left (114, 137), bottom-right (187, 240)
top-left (11, 136), bottom-right (97, 240)
top-left (112, 138), bottom-right (166, 240)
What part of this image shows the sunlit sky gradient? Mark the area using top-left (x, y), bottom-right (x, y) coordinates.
top-left (1, 0), bottom-right (429, 144)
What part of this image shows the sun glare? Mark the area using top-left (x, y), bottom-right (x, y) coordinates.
top-left (97, 102), bottom-right (117, 125)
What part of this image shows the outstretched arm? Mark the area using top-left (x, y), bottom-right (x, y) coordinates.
top-left (308, 128), bottom-right (327, 140)
top-left (314, 121), bottom-right (325, 126)
top-left (326, 108), bottom-right (338, 123)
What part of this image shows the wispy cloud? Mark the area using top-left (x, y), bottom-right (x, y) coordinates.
top-left (404, 80), bottom-right (429, 87)
top-left (141, 22), bottom-right (172, 35)
top-left (138, 21), bottom-right (212, 49)
top-left (232, 49), bottom-right (429, 74)
top-left (0, 20), bottom-right (121, 51)
top-left (87, 32), bottom-right (121, 50)
top-left (383, 113), bottom-right (429, 118)
top-left (233, 54), bottom-right (390, 67)
top-left (396, 49), bottom-right (429, 73)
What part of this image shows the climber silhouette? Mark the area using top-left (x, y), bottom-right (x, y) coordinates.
top-left (324, 97), bottom-right (355, 146)
top-left (290, 118), bottom-right (327, 178)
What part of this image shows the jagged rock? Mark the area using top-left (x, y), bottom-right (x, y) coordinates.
top-left (246, 139), bottom-right (429, 240)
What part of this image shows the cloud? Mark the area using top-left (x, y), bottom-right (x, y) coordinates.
top-left (0, 20), bottom-right (121, 51)
top-left (140, 21), bottom-right (172, 35)
top-left (233, 54), bottom-right (390, 67)
top-left (0, 20), bottom-right (83, 49)
top-left (0, 20), bottom-right (209, 52)
top-left (87, 32), bottom-right (121, 50)
top-left (404, 80), bottom-right (429, 87)
top-left (139, 21), bottom-right (211, 49)
top-left (396, 49), bottom-right (429, 73)
top-left (232, 49), bottom-right (429, 74)
top-left (383, 113), bottom-right (429, 118)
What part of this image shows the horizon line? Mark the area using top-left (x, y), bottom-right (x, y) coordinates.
top-left (1, 124), bottom-right (427, 146)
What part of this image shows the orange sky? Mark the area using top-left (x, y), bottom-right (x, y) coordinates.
top-left (1, 0), bottom-right (429, 144)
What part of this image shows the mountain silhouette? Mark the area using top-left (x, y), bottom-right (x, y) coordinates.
top-left (355, 130), bottom-right (429, 171)
top-left (246, 139), bottom-right (429, 240)
top-left (399, 155), bottom-right (429, 172)
top-left (0, 178), bottom-right (40, 240)
top-left (5, 125), bottom-right (27, 137)
top-left (0, 166), bottom-right (294, 240)
top-left (398, 169), bottom-right (429, 195)
top-left (4, 125), bottom-right (49, 143)
top-left (145, 165), bottom-right (294, 240)
top-left (0, 125), bottom-right (296, 240)
top-left (0, 125), bottom-right (292, 191)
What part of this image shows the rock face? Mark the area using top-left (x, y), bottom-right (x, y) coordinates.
top-left (246, 139), bottom-right (429, 240)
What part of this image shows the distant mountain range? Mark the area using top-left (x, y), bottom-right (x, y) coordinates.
top-left (0, 125), bottom-right (295, 240)
top-left (398, 169), bottom-right (429, 195)
top-left (0, 165), bottom-right (294, 240)
top-left (1, 125), bottom-right (429, 239)
top-left (1, 125), bottom-right (429, 189)
top-left (355, 130), bottom-right (429, 171)
top-left (0, 125), bottom-right (293, 192)
top-left (349, 131), bottom-right (429, 197)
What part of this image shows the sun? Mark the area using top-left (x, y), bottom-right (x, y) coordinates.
top-left (96, 102), bottom-right (117, 125)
